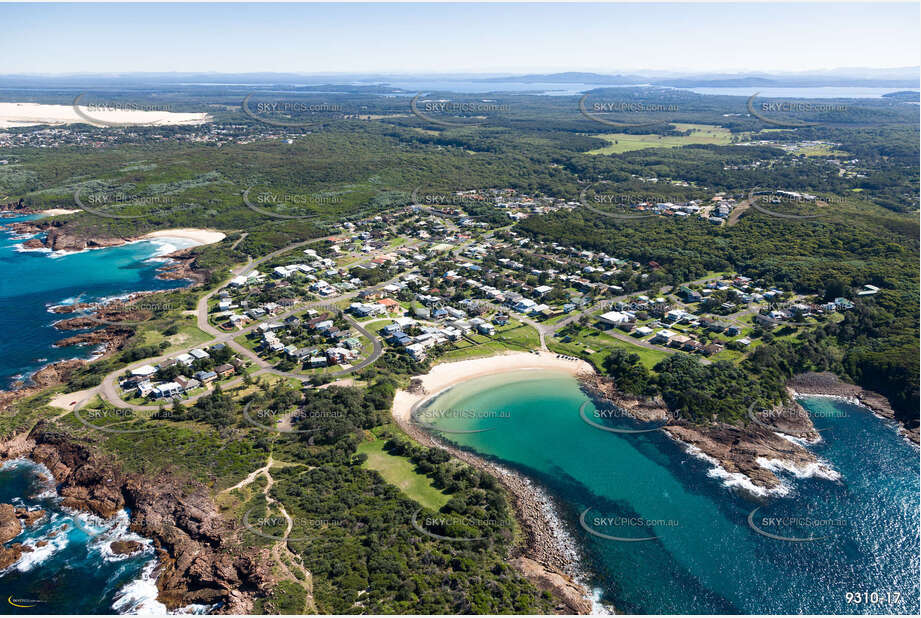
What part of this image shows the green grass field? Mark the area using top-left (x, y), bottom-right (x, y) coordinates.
top-left (587, 123), bottom-right (733, 154)
top-left (550, 327), bottom-right (670, 369)
top-left (357, 439), bottom-right (450, 511)
top-left (139, 322), bottom-right (212, 353)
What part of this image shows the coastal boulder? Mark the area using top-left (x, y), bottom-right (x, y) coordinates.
top-left (110, 540), bottom-right (143, 555)
top-left (0, 503), bottom-right (22, 543)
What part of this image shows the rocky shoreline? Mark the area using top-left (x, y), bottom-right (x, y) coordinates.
top-left (394, 395), bottom-right (594, 615)
top-left (789, 372), bottom-right (919, 445)
top-left (577, 373), bottom-right (836, 496)
top-left (0, 425), bottom-right (271, 613)
top-left (3, 219), bottom-right (208, 285)
top-left (0, 502), bottom-right (47, 569)
top-left (0, 359), bottom-right (86, 413)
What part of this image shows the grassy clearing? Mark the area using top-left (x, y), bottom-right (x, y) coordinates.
top-left (587, 123), bottom-right (733, 154)
top-left (550, 327), bottom-right (670, 369)
top-left (139, 322), bottom-right (212, 353)
top-left (357, 439), bottom-right (450, 511)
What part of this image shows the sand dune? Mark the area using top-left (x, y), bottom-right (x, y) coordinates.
top-left (0, 102), bottom-right (211, 128)
top-left (141, 229), bottom-right (226, 245)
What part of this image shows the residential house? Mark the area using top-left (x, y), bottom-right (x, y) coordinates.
top-left (194, 370), bottom-right (218, 384)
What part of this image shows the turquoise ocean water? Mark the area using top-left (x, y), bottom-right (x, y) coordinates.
top-left (418, 370), bottom-right (920, 614)
top-left (0, 214), bottom-right (207, 613)
top-left (0, 213), bottom-right (196, 389)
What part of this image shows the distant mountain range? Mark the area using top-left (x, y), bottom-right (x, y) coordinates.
top-left (476, 69), bottom-right (920, 88)
top-left (0, 68), bottom-right (917, 90)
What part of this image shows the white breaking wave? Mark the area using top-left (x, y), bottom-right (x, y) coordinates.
top-left (680, 442), bottom-right (791, 498)
top-left (111, 560), bottom-right (214, 615)
top-left (82, 509), bottom-right (155, 563)
top-left (590, 587), bottom-right (616, 615)
top-left (10, 524), bottom-right (71, 573)
top-left (756, 456), bottom-right (841, 482)
top-left (777, 431), bottom-right (823, 447)
top-left (112, 560), bottom-right (168, 614)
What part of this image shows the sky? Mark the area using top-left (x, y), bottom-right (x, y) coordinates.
top-left (2, 2), bottom-right (919, 74)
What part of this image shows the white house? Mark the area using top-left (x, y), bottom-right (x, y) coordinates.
top-left (130, 364), bottom-right (157, 378)
top-left (598, 311), bottom-right (631, 326)
top-left (152, 382), bottom-right (182, 399)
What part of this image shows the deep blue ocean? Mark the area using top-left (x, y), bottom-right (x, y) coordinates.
top-left (421, 372), bottom-right (921, 614)
top-left (0, 213), bottom-right (209, 613)
top-left (0, 459), bottom-right (198, 614)
top-left (0, 213), bottom-right (196, 389)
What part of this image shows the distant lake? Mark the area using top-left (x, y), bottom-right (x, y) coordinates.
top-left (680, 86), bottom-right (920, 99)
top-left (362, 81), bottom-right (918, 99)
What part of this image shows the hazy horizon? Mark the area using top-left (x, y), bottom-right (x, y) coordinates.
top-left (3, 3), bottom-right (918, 74)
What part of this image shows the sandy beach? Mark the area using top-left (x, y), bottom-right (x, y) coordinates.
top-left (391, 350), bottom-right (597, 614)
top-left (41, 209), bottom-right (82, 216)
top-left (392, 350), bottom-right (593, 424)
top-left (0, 102), bottom-right (211, 128)
top-left (141, 228), bottom-right (226, 245)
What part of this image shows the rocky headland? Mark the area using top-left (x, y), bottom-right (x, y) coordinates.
top-left (789, 371), bottom-right (918, 444)
top-left (0, 425), bottom-right (272, 612)
top-left (577, 373), bottom-right (836, 496)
